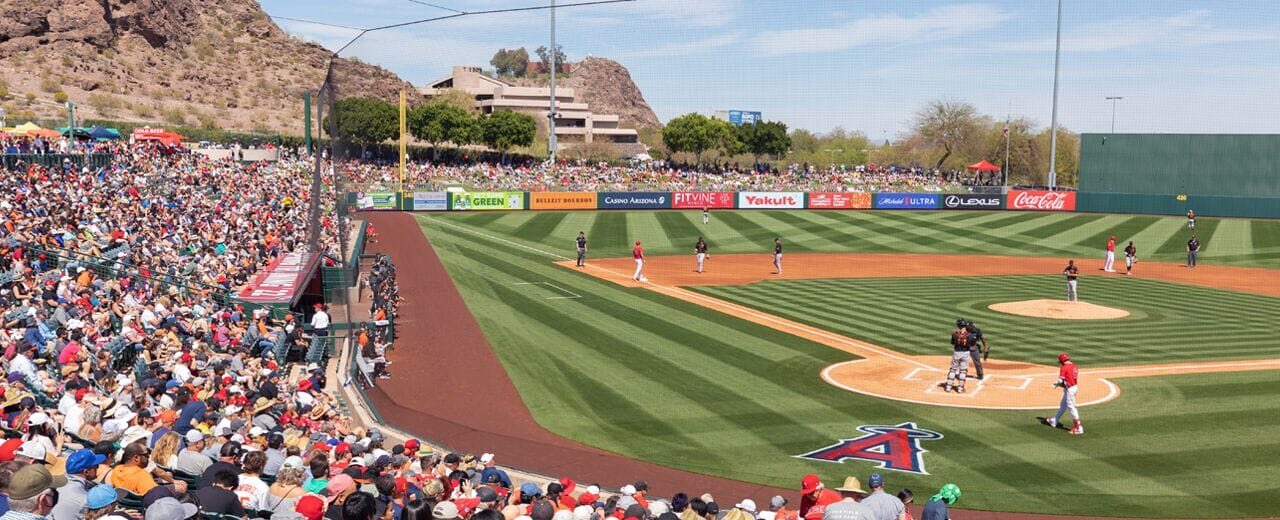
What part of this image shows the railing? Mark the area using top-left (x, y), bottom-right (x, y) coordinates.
top-left (0, 153), bottom-right (116, 170)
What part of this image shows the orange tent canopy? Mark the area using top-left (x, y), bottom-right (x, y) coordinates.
top-left (28, 128), bottom-right (63, 139)
top-left (967, 160), bottom-right (1001, 172)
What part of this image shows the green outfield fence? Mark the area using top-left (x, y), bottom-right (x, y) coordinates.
top-left (1, 153), bottom-right (115, 170)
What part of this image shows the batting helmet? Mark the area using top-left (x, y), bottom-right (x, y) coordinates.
top-left (1058, 352), bottom-right (1070, 363)
top-left (955, 318), bottom-right (966, 328)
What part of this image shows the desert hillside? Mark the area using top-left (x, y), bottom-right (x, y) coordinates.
top-left (0, 0), bottom-right (419, 134)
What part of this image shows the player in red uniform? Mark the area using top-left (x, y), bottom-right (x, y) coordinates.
top-left (1045, 353), bottom-right (1083, 435)
top-left (632, 241), bottom-right (646, 282)
top-left (1103, 236), bottom-right (1116, 272)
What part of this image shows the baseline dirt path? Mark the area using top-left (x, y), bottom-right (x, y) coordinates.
top-left (564, 253), bottom-right (1280, 409)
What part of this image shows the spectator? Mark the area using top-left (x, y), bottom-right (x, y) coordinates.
top-left (175, 430), bottom-right (212, 476)
top-left (236, 450), bottom-right (270, 509)
top-left (50, 448), bottom-right (108, 520)
top-left (143, 497), bottom-right (199, 520)
top-left (83, 484), bottom-right (131, 520)
top-left (2, 464), bottom-right (66, 519)
top-left (193, 470), bottom-right (246, 517)
top-left (896, 491), bottom-right (913, 520)
top-left (919, 485), bottom-right (959, 520)
top-left (341, 491), bottom-right (379, 520)
top-left (821, 477), bottom-right (873, 520)
top-left (150, 431), bottom-right (181, 470)
top-left (798, 475), bottom-right (840, 520)
top-left (859, 475), bottom-right (905, 520)
top-left (399, 499), bottom-right (432, 520)
top-left (261, 456), bottom-right (309, 517)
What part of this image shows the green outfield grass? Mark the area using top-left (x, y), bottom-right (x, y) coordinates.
top-left (438, 210), bottom-right (1280, 268)
top-left (415, 210), bottom-right (1280, 518)
top-left (695, 275), bottom-right (1280, 366)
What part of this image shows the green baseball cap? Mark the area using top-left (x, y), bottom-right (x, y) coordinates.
top-left (8, 464), bottom-right (68, 500)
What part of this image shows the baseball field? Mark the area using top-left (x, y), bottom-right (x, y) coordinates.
top-left (384, 209), bottom-right (1280, 518)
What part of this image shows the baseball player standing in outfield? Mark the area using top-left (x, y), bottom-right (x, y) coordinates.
top-left (1187, 234), bottom-right (1200, 268)
top-left (1187, 209), bottom-right (1195, 229)
top-left (632, 241), bottom-right (646, 281)
top-left (575, 231), bottom-right (587, 267)
top-left (965, 320), bottom-right (989, 380)
top-left (703, 206), bottom-right (710, 225)
top-left (695, 237), bottom-right (709, 273)
top-left (1124, 241), bottom-right (1137, 276)
top-left (773, 238), bottom-right (783, 275)
top-left (944, 319), bottom-right (971, 393)
top-left (1063, 259), bottom-right (1079, 301)
top-left (1103, 236), bottom-right (1116, 272)
top-left (1045, 353), bottom-right (1083, 435)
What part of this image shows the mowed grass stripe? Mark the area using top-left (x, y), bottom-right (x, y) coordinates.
top-left (1203, 218), bottom-right (1253, 257)
top-left (1155, 218), bottom-right (1218, 255)
top-left (1250, 220), bottom-right (1280, 250)
top-left (546, 212), bottom-right (599, 249)
top-left (588, 211), bottom-right (630, 254)
top-left (1038, 214), bottom-right (1130, 246)
top-left (800, 211), bottom-right (916, 251)
top-left (1019, 214), bottom-right (1100, 239)
top-left (762, 211), bottom-right (867, 251)
top-left (886, 211), bottom-right (1080, 257)
top-left (717, 212), bottom-right (784, 246)
top-left (984, 212), bottom-right (1057, 232)
top-left (654, 212), bottom-right (704, 250)
top-left (626, 212), bottom-right (675, 250)
top-left (1073, 215), bottom-right (1160, 249)
top-left (511, 212), bottom-right (568, 242)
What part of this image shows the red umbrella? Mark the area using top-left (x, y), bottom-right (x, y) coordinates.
top-left (966, 160), bottom-right (1001, 172)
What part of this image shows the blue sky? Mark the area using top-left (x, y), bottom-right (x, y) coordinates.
top-left (262, 0), bottom-right (1280, 138)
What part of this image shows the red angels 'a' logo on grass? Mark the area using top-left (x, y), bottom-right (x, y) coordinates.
top-left (796, 423), bottom-right (943, 475)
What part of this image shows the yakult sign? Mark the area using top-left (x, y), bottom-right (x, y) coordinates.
top-left (738, 192), bottom-right (804, 209)
top-left (1007, 190), bottom-right (1077, 211)
top-left (672, 192), bottom-right (735, 209)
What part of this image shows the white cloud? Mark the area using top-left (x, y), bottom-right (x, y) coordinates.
top-left (1002, 10), bottom-right (1280, 53)
top-left (749, 4), bottom-right (1013, 57)
top-left (612, 32), bottom-right (742, 58)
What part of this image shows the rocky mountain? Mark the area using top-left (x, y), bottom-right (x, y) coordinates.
top-left (562, 57), bottom-right (660, 129)
top-left (0, 0), bottom-right (418, 134)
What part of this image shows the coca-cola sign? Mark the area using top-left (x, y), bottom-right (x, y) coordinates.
top-left (943, 194), bottom-right (1004, 209)
top-left (672, 192), bottom-right (735, 209)
top-left (738, 192), bottom-right (805, 209)
top-left (1007, 190), bottom-right (1077, 211)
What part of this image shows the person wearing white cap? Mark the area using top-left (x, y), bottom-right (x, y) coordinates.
top-left (176, 429), bottom-right (213, 476)
top-left (479, 453), bottom-right (511, 488)
top-left (14, 440), bottom-right (51, 465)
top-left (735, 499), bottom-right (758, 516)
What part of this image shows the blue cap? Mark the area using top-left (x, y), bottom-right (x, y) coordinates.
top-left (86, 485), bottom-right (124, 509)
top-left (164, 380), bottom-right (181, 390)
top-left (520, 482), bottom-right (541, 496)
top-left (868, 474), bottom-right (883, 489)
top-left (66, 448), bottom-right (108, 474)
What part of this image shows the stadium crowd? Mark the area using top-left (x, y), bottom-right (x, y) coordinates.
top-left (0, 143), bottom-right (969, 520)
top-left (340, 159), bottom-right (984, 194)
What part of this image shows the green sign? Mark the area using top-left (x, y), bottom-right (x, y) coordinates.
top-left (357, 192), bottom-right (398, 210)
top-left (451, 192), bottom-right (524, 211)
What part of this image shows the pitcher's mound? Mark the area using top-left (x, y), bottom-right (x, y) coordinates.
top-left (989, 299), bottom-right (1130, 320)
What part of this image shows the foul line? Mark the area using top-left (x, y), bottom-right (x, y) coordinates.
top-left (426, 217), bottom-right (934, 371)
top-left (513, 282), bottom-right (582, 300)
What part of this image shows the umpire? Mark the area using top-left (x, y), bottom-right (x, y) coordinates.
top-left (965, 320), bottom-right (989, 380)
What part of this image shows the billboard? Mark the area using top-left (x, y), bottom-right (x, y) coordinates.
top-left (530, 192), bottom-right (598, 210)
top-left (874, 193), bottom-right (939, 209)
top-left (808, 192), bottom-right (872, 209)
top-left (738, 192), bottom-right (804, 209)
top-left (1007, 190), bottom-right (1077, 211)
top-left (451, 192), bottom-right (525, 211)
top-left (728, 110), bottom-right (763, 126)
top-left (941, 194), bottom-right (1005, 210)
top-left (672, 192), bottom-right (735, 209)
top-left (598, 192), bottom-right (671, 210)
top-left (412, 192), bottom-right (448, 211)
top-left (356, 192), bottom-right (397, 210)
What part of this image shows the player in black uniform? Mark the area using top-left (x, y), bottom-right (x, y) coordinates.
top-left (695, 237), bottom-right (709, 273)
top-left (575, 231), bottom-right (587, 267)
top-left (773, 238), bottom-right (783, 275)
top-left (945, 319), bottom-right (971, 393)
top-left (965, 320), bottom-right (989, 380)
top-left (1124, 241), bottom-right (1136, 275)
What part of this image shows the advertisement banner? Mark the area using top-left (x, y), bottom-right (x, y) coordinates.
top-left (412, 192), bottom-right (448, 211)
top-left (1007, 190), bottom-right (1077, 211)
top-left (942, 194), bottom-right (1005, 210)
top-left (356, 192), bottom-right (397, 210)
top-left (874, 193), bottom-right (939, 209)
top-left (672, 192), bottom-right (735, 209)
top-left (451, 192), bottom-right (525, 211)
top-left (530, 192), bottom-right (598, 210)
top-left (808, 192), bottom-right (872, 209)
top-left (237, 252), bottom-right (320, 305)
top-left (738, 192), bottom-right (805, 209)
top-left (598, 192), bottom-right (672, 210)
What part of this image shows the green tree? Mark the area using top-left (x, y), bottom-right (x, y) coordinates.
top-left (490, 48), bottom-right (530, 77)
top-left (662, 113), bottom-right (725, 166)
top-left (913, 99), bottom-right (982, 170)
top-left (534, 45), bottom-right (567, 73)
top-left (735, 120), bottom-right (790, 164)
top-left (329, 97), bottom-right (397, 156)
top-left (409, 102), bottom-right (476, 160)
top-left (480, 109), bottom-right (536, 162)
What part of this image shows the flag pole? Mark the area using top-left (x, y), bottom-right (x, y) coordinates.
top-left (1004, 102), bottom-right (1011, 189)
top-left (399, 90), bottom-right (407, 193)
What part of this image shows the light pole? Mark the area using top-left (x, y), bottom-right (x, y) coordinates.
top-left (548, 0), bottom-right (557, 164)
top-left (1047, 0), bottom-right (1063, 189)
top-left (1106, 96), bottom-right (1122, 133)
top-left (0, 106), bottom-right (6, 128)
top-left (823, 148), bottom-right (842, 169)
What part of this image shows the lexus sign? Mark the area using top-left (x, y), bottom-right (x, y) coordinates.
top-left (942, 194), bottom-right (1004, 210)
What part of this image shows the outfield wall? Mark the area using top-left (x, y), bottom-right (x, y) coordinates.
top-left (347, 190), bottom-right (1073, 212)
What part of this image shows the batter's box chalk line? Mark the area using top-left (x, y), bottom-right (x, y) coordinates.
top-left (983, 374), bottom-right (1034, 390)
top-left (512, 281), bottom-right (582, 300)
